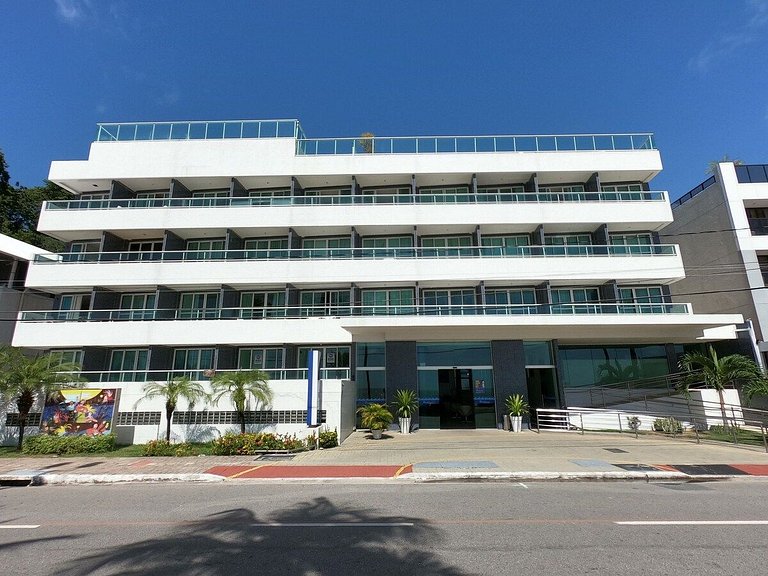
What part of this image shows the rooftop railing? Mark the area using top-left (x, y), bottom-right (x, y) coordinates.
top-left (95, 119), bottom-right (305, 142)
top-left (78, 367), bottom-right (349, 383)
top-left (44, 190), bottom-right (667, 211)
top-left (19, 302), bottom-right (691, 323)
top-left (32, 244), bottom-right (678, 264)
top-left (297, 133), bottom-right (656, 155)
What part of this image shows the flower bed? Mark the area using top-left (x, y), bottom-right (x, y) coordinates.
top-left (211, 432), bottom-right (306, 455)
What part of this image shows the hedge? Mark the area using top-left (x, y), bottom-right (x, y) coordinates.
top-left (22, 434), bottom-right (116, 455)
top-left (211, 432), bottom-right (306, 455)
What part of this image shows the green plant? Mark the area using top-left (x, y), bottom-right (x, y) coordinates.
top-left (392, 389), bottom-right (418, 418)
top-left (211, 370), bottom-right (273, 434)
top-left (357, 403), bottom-right (394, 431)
top-left (140, 376), bottom-right (209, 442)
top-left (211, 432), bottom-right (306, 455)
top-left (0, 346), bottom-right (83, 450)
top-left (626, 416), bottom-right (641, 431)
top-left (318, 428), bottom-right (338, 449)
top-left (504, 394), bottom-right (529, 417)
top-left (22, 434), bottom-right (116, 455)
top-left (653, 417), bottom-right (682, 435)
top-left (679, 346), bottom-right (766, 429)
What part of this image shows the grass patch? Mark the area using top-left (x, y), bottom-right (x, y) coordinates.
top-left (702, 426), bottom-right (767, 447)
top-left (0, 441), bottom-right (214, 457)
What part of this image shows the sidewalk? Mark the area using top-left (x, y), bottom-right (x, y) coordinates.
top-left (2, 429), bottom-right (768, 485)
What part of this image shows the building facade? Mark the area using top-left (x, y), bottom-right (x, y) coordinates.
top-left (666, 162), bottom-right (768, 366)
top-left (9, 120), bottom-right (743, 440)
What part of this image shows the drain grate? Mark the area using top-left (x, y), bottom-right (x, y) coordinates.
top-left (604, 448), bottom-right (628, 454)
top-left (255, 453), bottom-right (296, 461)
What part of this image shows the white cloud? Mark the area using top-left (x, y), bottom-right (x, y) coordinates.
top-left (54, 0), bottom-right (86, 23)
top-left (689, 0), bottom-right (768, 72)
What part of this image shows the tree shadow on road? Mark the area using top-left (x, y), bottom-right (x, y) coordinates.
top-left (54, 496), bottom-right (475, 576)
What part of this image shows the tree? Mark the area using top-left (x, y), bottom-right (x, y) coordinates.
top-left (0, 346), bottom-right (83, 450)
top-left (741, 377), bottom-right (768, 404)
top-left (140, 376), bottom-right (208, 442)
top-left (706, 155), bottom-right (743, 175)
top-left (211, 370), bottom-right (273, 434)
top-left (679, 346), bottom-right (765, 428)
top-left (0, 149), bottom-right (69, 251)
top-left (357, 132), bottom-right (375, 153)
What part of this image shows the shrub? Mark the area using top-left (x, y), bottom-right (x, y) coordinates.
top-left (22, 434), bottom-right (116, 455)
top-left (653, 417), bottom-right (683, 434)
top-left (211, 432), bottom-right (307, 455)
top-left (318, 428), bottom-right (338, 449)
top-left (142, 440), bottom-right (198, 457)
top-left (305, 432), bottom-right (317, 450)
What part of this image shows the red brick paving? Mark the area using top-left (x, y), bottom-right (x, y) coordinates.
top-left (729, 464), bottom-right (768, 476)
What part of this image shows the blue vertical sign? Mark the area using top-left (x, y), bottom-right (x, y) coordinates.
top-left (306, 349), bottom-right (320, 426)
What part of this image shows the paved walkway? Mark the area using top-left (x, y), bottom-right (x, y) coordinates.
top-left (2, 429), bottom-right (767, 484)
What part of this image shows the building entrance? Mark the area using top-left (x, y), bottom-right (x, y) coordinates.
top-left (438, 368), bottom-right (475, 429)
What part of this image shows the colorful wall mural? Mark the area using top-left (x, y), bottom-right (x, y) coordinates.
top-left (40, 389), bottom-right (117, 436)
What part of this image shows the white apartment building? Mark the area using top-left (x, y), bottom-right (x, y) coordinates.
top-left (666, 162), bottom-right (768, 366)
top-left (8, 120), bottom-right (743, 441)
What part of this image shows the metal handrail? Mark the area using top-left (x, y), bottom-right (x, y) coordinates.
top-left (32, 243), bottom-right (678, 264)
top-left (44, 190), bottom-right (668, 211)
top-left (96, 119), bottom-right (304, 142)
top-left (77, 367), bottom-right (350, 382)
top-left (18, 302), bottom-right (692, 323)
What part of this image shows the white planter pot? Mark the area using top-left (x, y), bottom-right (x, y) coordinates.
top-left (371, 429), bottom-right (383, 439)
top-left (399, 417), bottom-right (411, 434)
top-left (510, 415), bottom-right (522, 433)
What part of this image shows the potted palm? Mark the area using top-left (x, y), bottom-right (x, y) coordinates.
top-left (392, 389), bottom-right (418, 434)
top-left (504, 394), bottom-right (529, 432)
top-left (357, 403), bottom-right (393, 439)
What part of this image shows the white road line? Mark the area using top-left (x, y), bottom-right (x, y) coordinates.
top-left (616, 521), bottom-right (768, 526)
top-left (518, 482), bottom-right (529, 489)
top-left (0, 525), bottom-right (40, 529)
top-left (251, 522), bottom-right (414, 527)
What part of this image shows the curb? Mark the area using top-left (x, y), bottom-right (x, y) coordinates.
top-left (0, 473), bottom-right (225, 486)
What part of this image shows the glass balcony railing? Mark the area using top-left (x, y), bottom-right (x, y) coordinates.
top-left (96, 119), bottom-right (304, 142)
top-left (32, 244), bottom-right (677, 264)
top-left (19, 302), bottom-right (691, 323)
top-left (44, 190), bottom-right (667, 211)
top-left (78, 367), bottom-right (349, 383)
top-left (296, 133), bottom-right (656, 155)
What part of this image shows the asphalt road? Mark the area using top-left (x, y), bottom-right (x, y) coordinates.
top-left (1, 480), bottom-right (767, 575)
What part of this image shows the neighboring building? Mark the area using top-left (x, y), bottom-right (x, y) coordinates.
top-left (666, 162), bottom-right (768, 365)
top-left (8, 120), bottom-right (743, 441)
top-left (0, 233), bottom-right (54, 345)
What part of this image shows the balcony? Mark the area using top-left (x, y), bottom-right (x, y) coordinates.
top-left (44, 190), bottom-right (668, 212)
top-left (19, 302), bottom-right (693, 324)
top-left (296, 133), bottom-right (656, 155)
top-left (78, 367), bottom-right (349, 383)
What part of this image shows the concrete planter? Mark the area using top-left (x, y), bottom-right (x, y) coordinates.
top-left (510, 415), bottom-right (523, 432)
top-left (399, 417), bottom-right (411, 434)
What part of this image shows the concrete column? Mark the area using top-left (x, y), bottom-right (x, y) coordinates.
top-left (491, 340), bottom-right (527, 426)
top-left (385, 341), bottom-right (417, 419)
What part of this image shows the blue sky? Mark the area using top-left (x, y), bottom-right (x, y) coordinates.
top-left (2, 0), bottom-right (768, 199)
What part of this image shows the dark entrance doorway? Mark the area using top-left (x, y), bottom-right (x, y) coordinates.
top-left (525, 367), bottom-right (559, 426)
top-left (438, 368), bottom-right (475, 429)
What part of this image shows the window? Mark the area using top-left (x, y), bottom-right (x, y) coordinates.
top-left (303, 188), bottom-right (352, 204)
top-left (173, 348), bottom-right (215, 379)
top-left (58, 294), bottom-right (91, 319)
top-left (67, 241), bottom-right (100, 262)
top-left (134, 191), bottom-right (169, 207)
top-left (360, 236), bottom-right (414, 257)
top-left (302, 237), bottom-right (351, 258)
top-left (551, 288), bottom-right (600, 314)
top-left (356, 343), bottom-right (386, 404)
top-left (417, 186), bottom-right (470, 203)
top-left (186, 239), bottom-right (225, 260)
top-left (361, 288), bottom-right (415, 315)
top-left (481, 235), bottom-right (530, 256)
top-left (619, 286), bottom-right (665, 313)
top-left (539, 184), bottom-right (585, 200)
top-left (50, 349), bottom-right (83, 367)
top-left (298, 346), bottom-right (350, 378)
top-left (109, 349), bottom-right (149, 382)
top-left (300, 290), bottom-right (351, 316)
top-left (240, 291), bottom-right (286, 318)
top-left (609, 233), bottom-right (653, 254)
top-left (421, 236), bottom-right (473, 257)
top-left (238, 348), bottom-right (284, 371)
top-left (477, 186), bottom-right (526, 202)
top-left (361, 187), bottom-right (411, 204)
top-left (135, 191), bottom-right (169, 199)
top-left (485, 288), bottom-right (536, 313)
top-left (119, 293), bottom-right (156, 320)
top-left (544, 234), bottom-right (592, 245)
top-left (243, 238), bottom-right (289, 259)
top-left (247, 189), bottom-right (291, 206)
top-left (421, 289), bottom-right (476, 315)
top-left (126, 239), bottom-right (164, 261)
top-left (178, 292), bottom-right (219, 319)
top-left (191, 190), bottom-right (229, 207)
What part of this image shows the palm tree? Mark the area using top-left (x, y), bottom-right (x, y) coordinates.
top-left (0, 346), bottom-right (83, 450)
top-left (140, 376), bottom-right (208, 442)
top-left (211, 370), bottom-right (273, 434)
top-left (705, 155), bottom-right (743, 175)
top-left (742, 378), bottom-right (768, 404)
top-left (679, 346), bottom-right (765, 428)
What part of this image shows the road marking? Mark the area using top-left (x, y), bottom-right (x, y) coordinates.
top-left (0, 525), bottom-right (40, 529)
top-left (228, 465), bottom-right (267, 479)
top-left (518, 482), bottom-right (529, 489)
top-left (393, 464), bottom-right (411, 478)
top-left (251, 522), bottom-right (415, 527)
top-left (616, 520), bottom-right (768, 526)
